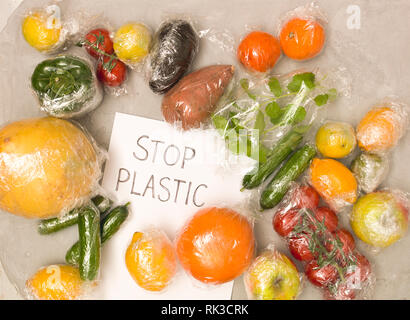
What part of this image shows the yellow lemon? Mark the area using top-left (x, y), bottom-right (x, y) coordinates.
top-left (26, 265), bottom-right (83, 300)
top-left (125, 229), bottom-right (177, 292)
top-left (22, 11), bottom-right (62, 53)
top-left (113, 22), bottom-right (152, 66)
top-left (315, 121), bottom-right (356, 158)
top-left (0, 117), bottom-right (100, 218)
top-left (351, 191), bottom-right (408, 248)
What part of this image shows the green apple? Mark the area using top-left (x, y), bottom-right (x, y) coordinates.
top-left (244, 250), bottom-right (300, 300)
top-left (351, 191), bottom-right (409, 248)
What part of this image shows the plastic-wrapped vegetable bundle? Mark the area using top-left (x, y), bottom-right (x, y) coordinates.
top-left (149, 19), bottom-right (199, 94)
top-left (175, 207), bottom-right (255, 285)
top-left (244, 247), bottom-right (301, 300)
top-left (272, 183), bottom-right (374, 300)
top-left (0, 117), bottom-right (104, 219)
top-left (31, 55), bottom-right (103, 118)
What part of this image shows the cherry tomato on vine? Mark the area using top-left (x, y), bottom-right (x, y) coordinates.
top-left (273, 208), bottom-right (301, 237)
top-left (97, 57), bottom-right (127, 87)
top-left (293, 185), bottom-right (320, 210)
top-left (311, 207), bottom-right (338, 232)
top-left (305, 260), bottom-right (339, 288)
top-left (323, 282), bottom-right (356, 300)
top-left (85, 28), bottom-right (114, 59)
top-left (326, 228), bottom-right (355, 263)
top-left (345, 253), bottom-right (371, 284)
top-left (288, 233), bottom-right (315, 261)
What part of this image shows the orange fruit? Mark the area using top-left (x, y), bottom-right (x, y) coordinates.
top-left (356, 105), bottom-right (407, 153)
top-left (125, 229), bottom-right (177, 292)
top-left (0, 117), bottom-right (100, 218)
top-left (237, 31), bottom-right (281, 72)
top-left (310, 158), bottom-right (357, 210)
top-left (280, 18), bottom-right (325, 61)
top-left (26, 265), bottom-right (83, 300)
top-left (176, 207), bottom-right (255, 284)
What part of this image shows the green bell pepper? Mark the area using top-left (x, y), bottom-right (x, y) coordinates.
top-left (31, 55), bottom-right (102, 118)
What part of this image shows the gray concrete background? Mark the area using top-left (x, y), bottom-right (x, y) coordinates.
top-left (0, 0), bottom-right (409, 300)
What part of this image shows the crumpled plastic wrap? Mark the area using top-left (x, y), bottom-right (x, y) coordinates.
top-left (356, 101), bottom-right (409, 155)
top-left (272, 183), bottom-right (375, 300)
top-left (31, 55), bottom-right (103, 118)
top-left (175, 207), bottom-right (255, 285)
top-left (0, 117), bottom-right (105, 219)
top-left (148, 19), bottom-right (199, 94)
top-left (350, 189), bottom-right (409, 250)
top-left (244, 247), bottom-right (301, 300)
top-left (125, 228), bottom-right (177, 292)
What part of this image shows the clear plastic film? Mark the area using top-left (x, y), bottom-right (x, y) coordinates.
top-left (350, 189), bottom-right (409, 250)
top-left (125, 228), bottom-right (177, 292)
top-left (31, 55), bottom-right (103, 118)
top-left (356, 100), bottom-right (409, 155)
top-left (0, 117), bottom-right (105, 219)
top-left (148, 18), bottom-right (199, 94)
top-left (276, 2), bottom-right (327, 61)
top-left (244, 246), bottom-right (302, 300)
top-left (272, 183), bottom-right (375, 300)
top-left (175, 207), bottom-right (255, 285)
top-left (161, 64), bottom-right (235, 130)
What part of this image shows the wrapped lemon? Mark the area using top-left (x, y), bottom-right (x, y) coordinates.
top-left (315, 121), bottom-right (356, 158)
top-left (113, 22), bottom-right (152, 67)
top-left (22, 9), bottom-right (66, 54)
top-left (0, 117), bottom-right (102, 219)
top-left (26, 265), bottom-right (84, 300)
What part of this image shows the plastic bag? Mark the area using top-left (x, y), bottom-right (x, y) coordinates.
top-left (0, 117), bottom-right (105, 219)
top-left (350, 189), bottom-right (409, 250)
top-left (356, 100), bottom-right (409, 155)
top-left (125, 228), bottom-right (177, 292)
top-left (175, 207), bottom-right (255, 285)
top-left (161, 64), bottom-right (235, 130)
top-left (31, 55), bottom-right (104, 118)
top-left (244, 247), bottom-right (301, 300)
top-left (277, 2), bottom-right (327, 61)
top-left (148, 19), bottom-right (199, 94)
top-left (272, 183), bottom-right (374, 300)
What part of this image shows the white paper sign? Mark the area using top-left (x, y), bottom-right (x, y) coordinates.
top-left (95, 112), bottom-right (254, 300)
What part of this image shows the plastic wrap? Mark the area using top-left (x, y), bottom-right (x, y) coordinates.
top-left (244, 247), bottom-right (301, 300)
top-left (25, 264), bottom-right (85, 300)
top-left (351, 153), bottom-right (390, 194)
top-left (213, 69), bottom-right (338, 164)
top-left (309, 158), bottom-right (358, 212)
top-left (315, 121), bottom-right (356, 159)
top-left (125, 228), bottom-right (177, 292)
top-left (350, 190), bottom-right (409, 249)
top-left (272, 183), bottom-right (374, 300)
top-left (175, 207), bottom-right (255, 285)
top-left (356, 101), bottom-right (409, 155)
top-left (162, 64), bottom-right (235, 130)
top-left (0, 117), bottom-right (105, 219)
top-left (22, 6), bottom-right (68, 55)
top-left (113, 22), bottom-right (152, 69)
top-left (237, 30), bottom-right (281, 73)
top-left (148, 19), bottom-right (199, 94)
top-left (31, 55), bottom-right (103, 118)
top-left (277, 2), bottom-right (327, 61)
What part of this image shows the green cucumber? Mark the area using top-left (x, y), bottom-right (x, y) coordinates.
top-left (78, 203), bottom-right (101, 281)
top-left (37, 195), bottom-right (112, 235)
top-left (242, 129), bottom-right (303, 190)
top-left (66, 203), bottom-right (130, 266)
top-left (260, 145), bottom-right (316, 209)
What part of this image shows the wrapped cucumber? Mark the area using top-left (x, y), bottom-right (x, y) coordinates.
top-left (31, 55), bottom-right (103, 118)
top-left (351, 153), bottom-right (389, 193)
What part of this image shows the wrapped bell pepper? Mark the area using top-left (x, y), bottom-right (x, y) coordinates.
top-left (31, 55), bottom-right (103, 118)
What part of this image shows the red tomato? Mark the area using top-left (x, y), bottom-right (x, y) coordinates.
top-left (311, 207), bottom-right (338, 232)
top-left (326, 229), bottom-right (356, 264)
top-left (323, 283), bottom-right (356, 300)
top-left (97, 57), bottom-right (127, 87)
top-left (345, 253), bottom-right (371, 284)
top-left (288, 233), bottom-right (315, 261)
top-left (85, 28), bottom-right (114, 59)
top-left (273, 208), bottom-right (301, 237)
top-left (293, 185), bottom-right (320, 210)
top-left (305, 260), bottom-right (339, 288)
